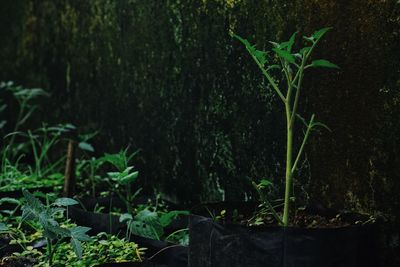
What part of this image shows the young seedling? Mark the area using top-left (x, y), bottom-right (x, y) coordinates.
top-left (120, 209), bottom-right (189, 243)
top-left (21, 190), bottom-right (92, 265)
top-left (102, 148), bottom-right (141, 213)
top-left (232, 28), bottom-right (338, 226)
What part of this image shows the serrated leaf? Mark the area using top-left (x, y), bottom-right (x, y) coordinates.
top-left (311, 59), bottom-right (339, 69)
top-left (53, 198), bottom-right (79, 207)
top-left (253, 50), bottom-right (268, 66)
top-left (78, 142), bottom-right (94, 152)
top-left (70, 226), bottom-right (92, 241)
top-left (22, 190), bottom-right (44, 210)
top-left (272, 48), bottom-right (295, 63)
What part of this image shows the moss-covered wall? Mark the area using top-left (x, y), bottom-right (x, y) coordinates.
top-left (1, 0), bottom-right (400, 263)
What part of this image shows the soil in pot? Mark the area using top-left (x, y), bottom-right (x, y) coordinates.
top-left (189, 202), bottom-right (380, 267)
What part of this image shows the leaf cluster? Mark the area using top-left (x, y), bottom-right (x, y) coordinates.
top-left (21, 190), bottom-right (91, 259)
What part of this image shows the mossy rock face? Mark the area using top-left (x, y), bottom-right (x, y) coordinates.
top-left (1, 2), bottom-right (400, 260)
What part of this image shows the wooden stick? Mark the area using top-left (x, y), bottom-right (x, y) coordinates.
top-left (63, 140), bottom-right (77, 197)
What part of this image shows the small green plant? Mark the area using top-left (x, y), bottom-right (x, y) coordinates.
top-left (21, 190), bottom-right (92, 265)
top-left (232, 28), bottom-right (338, 226)
top-left (120, 208), bottom-right (189, 244)
top-left (102, 148), bottom-right (140, 213)
top-left (49, 232), bottom-right (144, 266)
top-left (76, 156), bottom-right (105, 197)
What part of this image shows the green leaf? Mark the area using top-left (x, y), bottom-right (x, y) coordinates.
top-left (120, 170), bottom-right (139, 184)
top-left (253, 50), bottom-right (268, 66)
top-left (311, 59), bottom-right (339, 69)
top-left (311, 121), bottom-right (332, 132)
top-left (119, 213), bottom-right (133, 223)
top-left (266, 65), bottom-right (280, 71)
top-left (272, 48), bottom-right (295, 63)
top-left (0, 197), bottom-right (21, 205)
top-left (296, 113), bottom-right (308, 128)
top-left (279, 31), bottom-right (297, 52)
top-left (22, 190), bottom-right (44, 210)
top-left (259, 179), bottom-right (273, 188)
top-left (127, 220), bottom-right (159, 240)
top-left (300, 46), bottom-right (311, 55)
top-left (71, 238), bottom-right (83, 258)
top-left (70, 226), bottom-right (92, 242)
top-left (312, 27), bottom-right (332, 40)
top-left (78, 142), bottom-right (94, 152)
top-left (231, 33), bottom-right (253, 51)
top-left (133, 209), bottom-right (164, 239)
top-left (0, 223), bottom-right (8, 232)
top-left (159, 210), bottom-right (190, 227)
top-left (53, 198), bottom-right (79, 207)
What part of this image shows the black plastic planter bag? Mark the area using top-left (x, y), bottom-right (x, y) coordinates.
top-left (189, 215), bottom-right (379, 267)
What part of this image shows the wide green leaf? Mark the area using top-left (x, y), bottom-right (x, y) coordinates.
top-left (311, 59), bottom-right (339, 69)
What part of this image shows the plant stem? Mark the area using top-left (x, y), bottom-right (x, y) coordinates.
top-left (46, 238), bottom-right (53, 265)
top-left (291, 115), bottom-right (315, 173)
top-left (283, 101), bottom-right (294, 226)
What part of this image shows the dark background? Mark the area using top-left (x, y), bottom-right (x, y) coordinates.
top-left (1, 0), bottom-right (400, 265)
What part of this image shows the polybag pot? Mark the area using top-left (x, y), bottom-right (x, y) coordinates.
top-left (95, 261), bottom-right (168, 267)
top-left (189, 214), bottom-right (379, 267)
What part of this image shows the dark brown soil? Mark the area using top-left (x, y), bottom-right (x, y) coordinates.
top-left (0, 256), bottom-right (36, 267)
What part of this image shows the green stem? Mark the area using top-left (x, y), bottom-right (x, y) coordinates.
top-left (291, 115), bottom-right (315, 174)
top-left (8, 99), bottom-right (26, 152)
top-left (249, 52), bottom-right (286, 103)
top-left (283, 102), bottom-right (294, 227)
top-left (46, 238), bottom-right (53, 265)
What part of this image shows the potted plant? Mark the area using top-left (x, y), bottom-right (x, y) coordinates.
top-left (189, 28), bottom-right (379, 267)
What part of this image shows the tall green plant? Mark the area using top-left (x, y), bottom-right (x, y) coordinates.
top-left (232, 28), bottom-right (338, 226)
